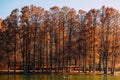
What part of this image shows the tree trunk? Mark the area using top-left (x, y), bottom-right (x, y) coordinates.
top-left (98, 53), bottom-right (102, 72)
top-left (104, 52), bottom-right (108, 75)
top-left (111, 55), bottom-right (116, 75)
top-left (50, 29), bottom-right (53, 73)
top-left (7, 51), bottom-right (10, 75)
top-left (62, 23), bottom-right (65, 73)
top-left (93, 28), bottom-right (96, 73)
top-left (14, 30), bottom-right (16, 74)
top-left (32, 27), bottom-right (37, 74)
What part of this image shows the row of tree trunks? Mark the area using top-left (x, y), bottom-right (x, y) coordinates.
top-left (1, 5), bottom-right (120, 75)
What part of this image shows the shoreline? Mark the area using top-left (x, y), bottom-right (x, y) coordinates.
top-left (0, 70), bottom-right (120, 75)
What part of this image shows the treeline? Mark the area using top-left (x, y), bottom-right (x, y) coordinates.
top-left (0, 5), bottom-right (120, 75)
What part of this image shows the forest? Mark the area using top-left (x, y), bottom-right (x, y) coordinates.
top-left (0, 5), bottom-right (120, 75)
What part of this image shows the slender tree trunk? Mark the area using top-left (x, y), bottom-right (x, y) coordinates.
top-left (39, 32), bottom-right (42, 73)
top-left (25, 39), bottom-right (28, 73)
top-left (58, 27), bottom-right (60, 73)
top-left (78, 54), bottom-right (81, 73)
top-left (14, 30), bottom-right (16, 74)
top-left (104, 52), bottom-right (108, 75)
top-left (7, 51), bottom-right (10, 74)
top-left (55, 34), bottom-right (57, 73)
top-left (46, 33), bottom-right (49, 72)
top-left (32, 27), bottom-right (37, 74)
top-left (83, 29), bottom-right (86, 73)
top-left (111, 55), bottom-right (114, 75)
top-left (62, 22), bottom-right (65, 73)
top-left (42, 34), bottom-right (44, 73)
top-left (98, 53), bottom-right (102, 72)
top-left (6, 30), bottom-right (10, 74)
top-left (25, 27), bottom-right (31, 74)
top-left (83, 52), bottom-right (86, 73)
top-left (93, 28), bottom-right (96, 73)
top-left (19, 32), bottom-right (25, 73)
top-left (68, 26), bottom-right (72, 73)
top-left (99, 24), bottom-right (104, 73)
top-left (111, 55), bottom-right (116, 75)
top-left (50, 27), bottom-right (53, 73)
top-left (89, 55), bottom-right (92, 72)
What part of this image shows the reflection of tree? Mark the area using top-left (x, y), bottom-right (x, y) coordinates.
top-left (103, 76), bottom-right (108, 80)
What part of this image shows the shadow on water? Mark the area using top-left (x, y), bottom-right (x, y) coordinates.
top-left (1, 73), bottom-right (120, 80)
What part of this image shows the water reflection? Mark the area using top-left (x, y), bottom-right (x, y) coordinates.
top-left (103, 76), bottom-right (108, 80)
top-left (14, 74), bottom-right (16, 80)
top-left (7, 74), bottom-right (10, 80)
top-left (1, 74), bottom-right (120, 80)
top-left (24, 75), bottom-right (30, 80)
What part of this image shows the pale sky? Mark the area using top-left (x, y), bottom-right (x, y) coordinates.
top-left (0, 0), bottom-right (120, 19)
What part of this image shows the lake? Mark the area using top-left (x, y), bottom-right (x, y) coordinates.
top-left (0, 74), bottom-right (120, 80)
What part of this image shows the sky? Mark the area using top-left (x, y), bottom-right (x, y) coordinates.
top-left (0, 0), bottom-right (120, 19)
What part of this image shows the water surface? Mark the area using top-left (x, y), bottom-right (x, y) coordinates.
top-left (0, 74), bottom-right (120, 80)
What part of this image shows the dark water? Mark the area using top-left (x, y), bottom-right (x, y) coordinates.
top-left (0, 74), bottom-right (120, 80)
